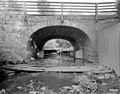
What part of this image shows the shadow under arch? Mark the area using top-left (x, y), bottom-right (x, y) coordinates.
top-left (27, 25), bottom-right (91, 60)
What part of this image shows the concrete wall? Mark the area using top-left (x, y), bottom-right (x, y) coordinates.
top-left (98, 22), bottom-right (120, 76)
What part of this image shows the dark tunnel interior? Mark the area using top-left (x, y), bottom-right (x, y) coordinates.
top-left (30, 25), bottom-right (90, 50)
top-left (27, 25), bottom-right (91, 59)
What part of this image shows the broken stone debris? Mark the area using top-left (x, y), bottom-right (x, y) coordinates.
top-left (0, 89), bottom-right (5, 94)
top-left (109, 89), bottom-right (119, 92)
top-left (59, 74), bottom-right (98, 94)
top-left (40, 87), bottom-right (47, 91)
top-left (16, 86), bottom-right (23, 90)
top-left (29, 91), bottom-right (39, 94)
top-left (12, 75), bottom-right (120, 94)
top-left (101, 83), bottom-right (107, 86)
top-left (97, 75), bottom-right (105, 79)
top-left (13, 76), bottom-right (98, 94)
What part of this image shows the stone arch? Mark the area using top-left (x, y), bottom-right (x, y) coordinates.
top-left (28, 20), bottom-right (95, 42)
top-left (30, 25), bottom-right (91, 50)
top-left (28, 26), bottom-right (92, 60)
top-left (26, 19), bottom-right (97, 62)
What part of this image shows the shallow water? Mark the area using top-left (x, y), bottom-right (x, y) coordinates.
top-left (0, 55), bottom-right (120, 94)
top-left (0, 55), bottom-right (84, 93)
top-left (0, 72), bottom-right (76, 93)
top-left (0, 69), bottom-right (120, 94)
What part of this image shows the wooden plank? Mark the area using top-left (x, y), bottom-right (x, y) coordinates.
top-left (95, 3), bottom-right (98, 22)
top-left (0, 1), bottom-right (117, 16)
top-left (98, 2), bottom-right (116, 4)
top-left (10, 1), bottom-right (96, 4)
top-left (98, 8), bottom-right (117, 10)
top-left (25, 10), bottom-right (95, 13)
top-left (24, 7), bottom-right (95, 10)
top-left (1, 64), bottom-right (113, 73)
top-left (22, 5), bottom-right (96, 7)
top-left (98, 10), bottom-right (117, 13)
top-left (98, 5), bottom-right (116, 7)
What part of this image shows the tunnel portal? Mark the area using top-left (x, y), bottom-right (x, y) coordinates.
top-left (27, 25), bottom-right (91, 62)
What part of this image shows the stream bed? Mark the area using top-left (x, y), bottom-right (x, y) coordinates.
top-left (0, 70), bottom-right (120, 94)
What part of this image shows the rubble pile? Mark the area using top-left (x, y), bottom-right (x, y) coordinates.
top-left (58, 71), bottom-right (120, 94)
top-left (6, 74), bottom-right (97, 94)
top-left (12, 77), bottom-right (98, 94)
top-left (59, 74), bottom-right (98, 94)
top-left (16, 79), bottom-right (57, 94)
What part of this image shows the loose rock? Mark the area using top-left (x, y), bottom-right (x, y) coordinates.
top-left (16, 86), bottom-right (23, 90)
top-left (29, 91), bottom-right (39, 94)
top-left (0, 89), bottom-right (5, 94)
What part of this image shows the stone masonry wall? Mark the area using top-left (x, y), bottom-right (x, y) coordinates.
top-left (0, 12), bottom-right (28, 62)
top-left (0, 12), bottom-right (118, 63)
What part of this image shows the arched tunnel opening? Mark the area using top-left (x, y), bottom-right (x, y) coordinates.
top-left (43, 39), bottom-right (74, 61)
top-left (27, 25), bottom-right (91, 64)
